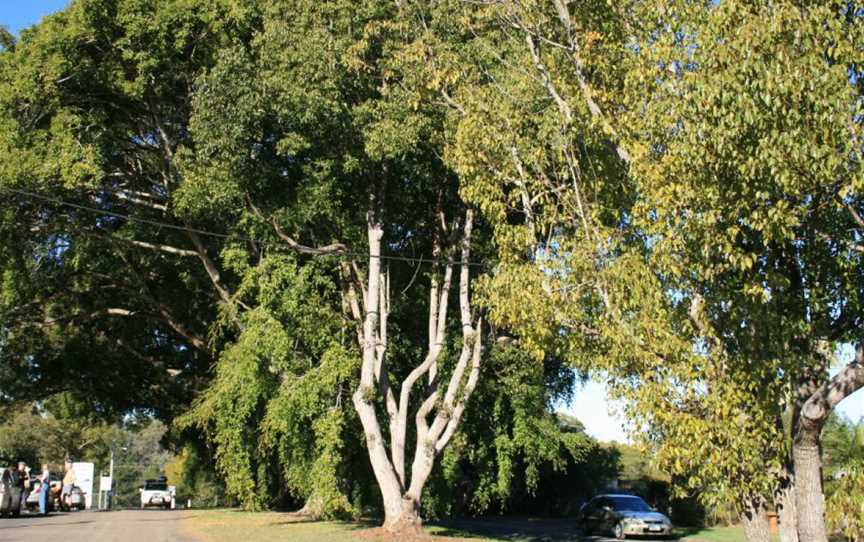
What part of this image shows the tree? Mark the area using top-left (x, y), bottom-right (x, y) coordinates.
top-left (171, 0), bottom-right (501, 531)
top-left (619, 2), bottom-right (864, 541)
top-left (435, 1), bottom-right (863, 542)
top-left (0, 0), bottom-right (261, 418)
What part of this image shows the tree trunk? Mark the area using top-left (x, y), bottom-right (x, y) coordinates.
top-left (350, 204), bottom-right (481, 537)
top-left (776, 473), bottom-right (799, 542)
top-left (791, 347), bottom-right (864, 542)
top-left (742, 499), bottom-right (772, 542)
top-left (382, 496), bottom-right (424, 536)
top-left (793, 429), bottom-right (828, 542)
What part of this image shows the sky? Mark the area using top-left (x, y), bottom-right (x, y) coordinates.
top-left (1, 1), bottom-right (69, 35)
top-left (2, 0), bottom-right (862, 445)
top-left (569, 358), bottom-right (864, 444)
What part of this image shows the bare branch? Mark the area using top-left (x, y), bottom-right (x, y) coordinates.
top-left (436, 317), bottom-right (483, 453)
top-left (18, 308), bottom-right (137, 328)
top-left (154, 303), bottom-right (209, 352)
top-left (186, 230), bottom-right (251, 314)
top-left (846, 202), bottom-right (864, 230)
top-left (524, 32), bottom-right (573, 125)
top-left (247, 195), bottom-right (349, 255)
top-left (109, 191), bottom-right (168, 212)
top-left (103, 235), bottom-right (198, 258)
top-left (800, 345), bottom-right (864, 429)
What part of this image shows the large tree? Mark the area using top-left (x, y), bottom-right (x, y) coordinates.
top-left (436, 2), bottom-right (864, 542)
top-left (0, 0), bottom-right (261, 417)
top-left (621, 2), bottom-right (864, 540)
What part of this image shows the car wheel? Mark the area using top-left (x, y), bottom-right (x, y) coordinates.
top-left (613, 521), bottom-right (626, 540)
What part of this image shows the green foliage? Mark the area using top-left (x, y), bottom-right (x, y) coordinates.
top-left (424, 347), bottom-right (601, 517)
top-left (617, 0), bottom-right (864, 514)
top-left (164, 443), bottom-right (224, 507)
top-left (178, 254), bottom-right (359, 513)
top-left (0, 0), bottom-right (260, 417)
top-left (826, 461), bottom-right (864, 541)
top-left (822, 414), bottom-right (864, 481)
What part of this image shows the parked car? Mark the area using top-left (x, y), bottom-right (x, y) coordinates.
top-left (25, 474), bottom-right (61, 514)
top-left (139, 477), bottom-right (175, 510)
top-left (60, 485), bottom-right (86, 511)
top-left (577, 494), bottom-right (673, 539)
top-left (0, 468), bottom-right (23, 518)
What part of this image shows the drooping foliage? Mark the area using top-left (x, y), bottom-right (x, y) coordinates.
top-left (0, 0), bottom-right (262, 416)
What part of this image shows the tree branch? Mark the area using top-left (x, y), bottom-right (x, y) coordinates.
top-left (17, 308), bottom-right (137, 328)
top-left (800, 344), bottom-right (864, 429)
top-left (102, 235), bottom-right (198, 258)
top-left (246, 195), bottom-right (349, 255)
top-left (186, 230), bottom-right (251, 315)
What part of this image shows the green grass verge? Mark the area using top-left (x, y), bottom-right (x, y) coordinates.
top-left (181, 510), bottom-right (365, 542)
top-left (182, 509), bottom-right (844, 542)
top-left (181, 510), bottom-right (573, 541)
top-left (677, 526), bottom-right (774, 542)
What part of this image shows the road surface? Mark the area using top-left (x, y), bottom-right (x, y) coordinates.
top-left (0, 510), bottom-right (198, 542)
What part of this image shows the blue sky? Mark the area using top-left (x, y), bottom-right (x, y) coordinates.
top-left (2, 1), bottom-right (69, 35)
top-left (1, 0), bottom-right (861, 445)
top-left (570, 355), bottom-right (864, 444)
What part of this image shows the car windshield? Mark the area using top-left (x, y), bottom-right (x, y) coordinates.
top-left (610, 496), bottom-right (652, 512)
top-left (145, 481), bottom-right (168, 491)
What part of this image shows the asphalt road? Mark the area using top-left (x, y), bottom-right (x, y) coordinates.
top-left (0, 510), bottom-right (198, 542)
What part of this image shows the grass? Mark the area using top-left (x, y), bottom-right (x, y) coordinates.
top-left (676, 526), bottom-right (778, 542)
top-left (181, 509), bottom-right (843, 542)
top-left (181, 510), bottom-right (582, 542)
top-left (180, 510), bottom-right (366, 542)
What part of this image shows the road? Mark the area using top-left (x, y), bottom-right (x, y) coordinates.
top-left (0, 510), bottom-right (198, 542)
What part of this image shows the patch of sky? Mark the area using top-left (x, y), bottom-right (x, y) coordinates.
top-left (1, 2), bottom-right (70, 36)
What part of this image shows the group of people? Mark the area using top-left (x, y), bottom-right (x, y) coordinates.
top-left (11, 460), bottom-right (77, 515)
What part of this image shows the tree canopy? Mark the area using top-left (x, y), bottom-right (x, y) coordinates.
top-left (2, 1), bottom-right (863, 540)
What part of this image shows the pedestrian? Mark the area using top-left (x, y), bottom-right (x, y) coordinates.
top-left (38, 463), bottom-right (50, 515)
top-left (16, 462), bottom-right (28, 514)
top-left (61, 460), bottom-right (76, 509)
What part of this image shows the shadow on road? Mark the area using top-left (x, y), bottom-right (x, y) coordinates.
top-left (0, 519), bottom-right (94, 531)
top-left (132, 514), bottom-right (199, 523)
top-left (429, 518), bottom-right (684, 542)
top-left (431, 518), bottom-right (585, 541)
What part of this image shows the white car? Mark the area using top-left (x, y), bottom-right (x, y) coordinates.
top-left (139, 477), bottom-right (175, 510)
top-left (0, 469), bottom-right (23, 518)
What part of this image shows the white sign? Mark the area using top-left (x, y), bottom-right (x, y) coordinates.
top-left (72, 462), bottom-right (95, 510)
top-left (99, 476), bottom-right (113, 492)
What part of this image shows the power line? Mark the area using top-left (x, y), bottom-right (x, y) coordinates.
top-left (3, 187), bottom-right (491, 268)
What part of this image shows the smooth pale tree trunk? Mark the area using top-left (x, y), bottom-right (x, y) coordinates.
top-left (792, 348), bottom-right (864, 542)
top-left (350, 206), bottom-right (483, 535)
top-left (792, 427), bottom-right (828, 542)
top-left (776, 474), bottom-right (799, 542)
top-left (742, 499), bottom-right (772, 542)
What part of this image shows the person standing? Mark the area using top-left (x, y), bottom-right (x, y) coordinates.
top-left (61, 460), bottom-right (76, 509)
top-left (38, 464), bottom-right (50, 515)
top-left (16, 462), bottom-right (28, 514)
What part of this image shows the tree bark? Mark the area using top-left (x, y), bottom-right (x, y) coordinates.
top-left (793, 349), bottom-right (864, 542)
top-left (351, 217), bottom-right (405, 529)
top-left (776, 472), bottom-right (799, 542)
top-left (351, 203), bottom-right (482, 535)
top-left (742, 499), bottom-right (772, 542)
top-left (792, 428), bottom-right (828, 542)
